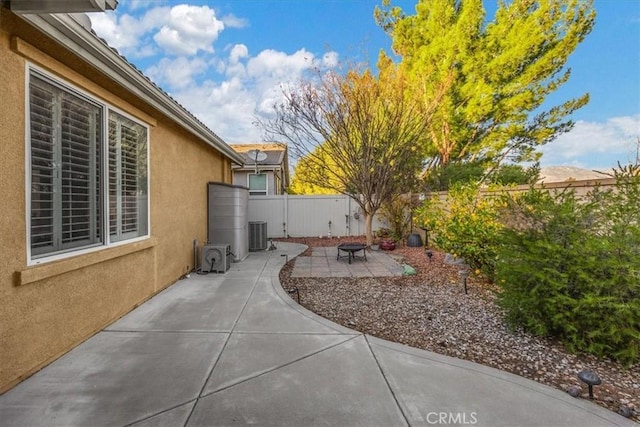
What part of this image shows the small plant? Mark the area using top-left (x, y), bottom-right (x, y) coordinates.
top-left (378, 194), bottom-right (420, 241)
top-left (374, 227), bottom-right (392, 240)
top-left (417, 181), bottom-right (503, 279)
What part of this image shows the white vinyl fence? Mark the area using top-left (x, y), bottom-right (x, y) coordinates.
top-left (248, 194), bottom-right (386, 238)
top-left (247, 178), bottom-right (620, 239)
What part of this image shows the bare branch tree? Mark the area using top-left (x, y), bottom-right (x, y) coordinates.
top-left (259, 65), bottom-right (437, 245)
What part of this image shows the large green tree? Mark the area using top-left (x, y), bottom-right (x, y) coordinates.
top-left (288, 147), bottom-right (341, 195)
top-left (375, 0), bottom-right (595, 171)
top-left (260, 65), bottom-right (439, 245)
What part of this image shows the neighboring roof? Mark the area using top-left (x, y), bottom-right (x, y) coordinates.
top-left (537, 166), bottom-right (610, 183)
top-left (14, 12), bottom-right (244, 165)
top-left (229, 143), bottom-right (288, 167)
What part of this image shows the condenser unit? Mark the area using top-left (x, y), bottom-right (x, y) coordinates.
top-left (249, 221), bottom-right (268, 251)
top-left (200, 244), bottom-right (231, 273)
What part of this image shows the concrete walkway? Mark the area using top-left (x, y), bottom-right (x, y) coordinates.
top-left (0, 243), bottom-right (634, 426)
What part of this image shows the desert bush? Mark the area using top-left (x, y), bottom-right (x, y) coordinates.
top-left (417, 181), bottom-right (503, 279)
top-left (496, 172), bottom-right (640, 364)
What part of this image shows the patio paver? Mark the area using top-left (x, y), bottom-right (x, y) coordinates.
top-left (291, 246), bottom-right (404, 278)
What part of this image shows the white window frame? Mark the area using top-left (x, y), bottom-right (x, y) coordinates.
top-left (248, 172), bottom-right (268, 196)
top-left (26, 65), bottom-right (150, 265)
top-left (108, 109), bottom-right (149, 243)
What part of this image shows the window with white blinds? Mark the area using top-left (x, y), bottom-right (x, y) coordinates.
top-left (28, 70), bottom-right (149, 261)
top-left (29, 75), bottom-right (102, 257)
top-left (109, 112), bottom-right (148, 242)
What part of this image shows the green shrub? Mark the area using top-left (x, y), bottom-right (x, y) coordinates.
top-left (496, 174), bottom-right (640, 364)
top-left (417, 181), bottom-right (503, 279)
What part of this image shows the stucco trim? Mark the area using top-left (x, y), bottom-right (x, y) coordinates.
top-left (17, 237), bottom-right (157, 286)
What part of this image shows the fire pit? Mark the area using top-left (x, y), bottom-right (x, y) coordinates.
top-left (337, 243), bottom-right (367, 264)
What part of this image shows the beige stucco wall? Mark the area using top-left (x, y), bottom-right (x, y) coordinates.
top-left (0, 10), bottom-right (232, 392)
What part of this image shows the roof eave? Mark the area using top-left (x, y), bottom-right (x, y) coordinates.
top-left (18, 12), bottom-right (244, 165)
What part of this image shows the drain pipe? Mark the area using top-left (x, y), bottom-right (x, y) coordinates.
top-left (193, 239), bottom-right (198, 272)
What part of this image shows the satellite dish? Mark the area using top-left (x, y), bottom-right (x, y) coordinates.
top-left (247, 149), bottom-right (268, 163)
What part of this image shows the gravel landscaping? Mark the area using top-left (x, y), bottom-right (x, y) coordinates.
top-left (278, 236), bottom-right (640, 422)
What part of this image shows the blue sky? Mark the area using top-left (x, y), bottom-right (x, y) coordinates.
top-left (89, 0), bottom-right (640, 170)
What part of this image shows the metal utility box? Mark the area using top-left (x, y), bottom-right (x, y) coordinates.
top-left (208, 182), bottom-right (249, 262)
top-left (249, 221), bottom-right (268, 251)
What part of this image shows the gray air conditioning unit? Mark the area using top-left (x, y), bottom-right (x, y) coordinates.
top-left (200, 244), bottom-right (231, 273)
top-left (249, 221), bottom-right (268, 251)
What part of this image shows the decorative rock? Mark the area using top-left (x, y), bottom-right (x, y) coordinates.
top-left (568, 385), bottom-right (581, 397)
top-left (618, 406), bottom-right (632, 418)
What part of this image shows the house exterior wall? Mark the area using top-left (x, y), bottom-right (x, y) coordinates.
top-left (0, 10), bottom-right (232, 392)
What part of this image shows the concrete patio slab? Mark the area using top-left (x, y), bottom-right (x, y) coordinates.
top-left (108, 276), bottom-right (255, 332)
top-left (203, 333), bottom-right (357, 393)
top-left (0, 331), bottom-right (226, 427)
top-left (189, 335), bottom-right (407, 427)
top-left (130, 401), bottom-right (195, 427)
top-left (233, 276), bottom-right (344, 334)
top-left (367, 336), bottom-right (632, 427)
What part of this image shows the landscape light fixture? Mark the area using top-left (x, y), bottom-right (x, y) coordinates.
top-left (287, 286), bottom-right (300, 304)
top-left (459, 269), bottom-right (470, 294)
top-left (577, 369), bottom-right (601, 400)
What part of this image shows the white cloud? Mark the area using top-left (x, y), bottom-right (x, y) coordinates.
top-left (124, 0), bottom-right (158, 11)
top-left (88, 11), bottom-right (139, 51)
top-left (175, 78), bottom-right (262, 142)
top-left (138, 6), bottom-right (171, 30)
top-left (90, 5), bottom-right (224, 57)
top-left (229, 44), bottom-right (249, 64)
top-left (88, 7), bottom-right (170, 57)
top-left (153, 5), bottom-right (224, 56)
top-left (90, 6), bottom-right (340, 144)
top-left (146, 57), bottom-right (209, 90)
top-left (162, 47), bottom-right (338, 142)
top-left (224, 44), bottom-right (249, 78)
top-left (539, 115), bottom-right (640, 168)
top-left (247, 49), bottom-right (315, 79)
top-left (322, 51), bottom-right (339, 68)
top-left (222, 13), bottom-right (249, 29)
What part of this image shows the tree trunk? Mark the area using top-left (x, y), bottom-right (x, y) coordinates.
top-left (364, 212), bottom-right (374, 246)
